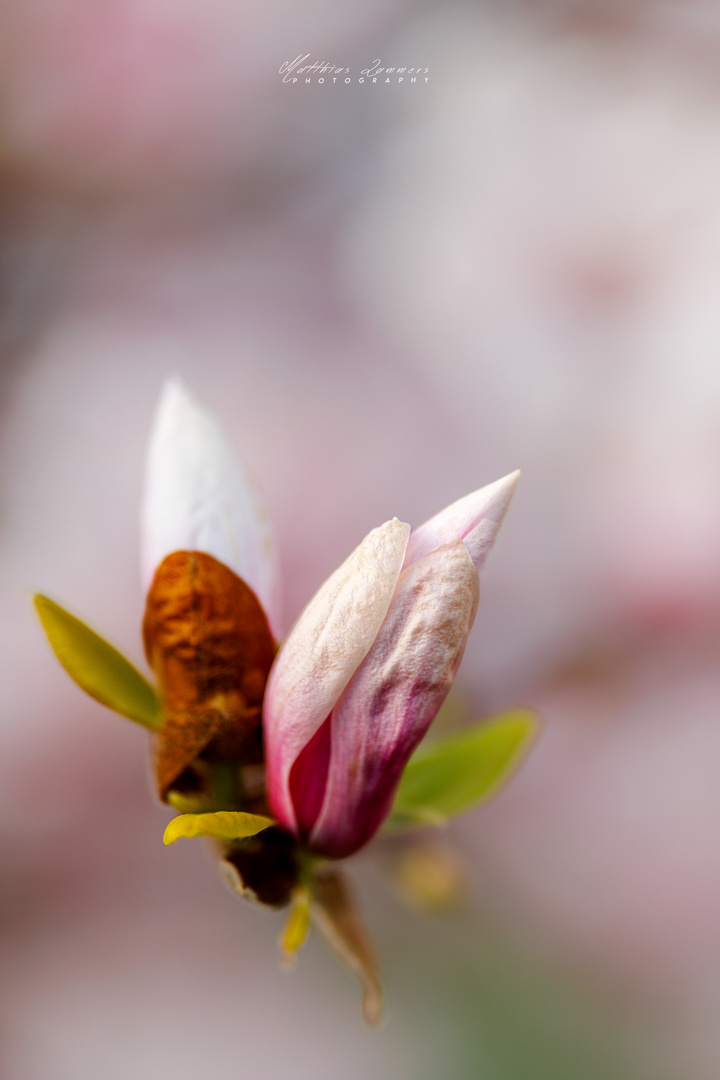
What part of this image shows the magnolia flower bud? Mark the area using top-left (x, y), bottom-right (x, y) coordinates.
top-left (263, 472), bottom-right (519, 858)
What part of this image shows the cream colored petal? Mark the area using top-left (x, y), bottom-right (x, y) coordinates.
top-left (140, 378), bottom-right (281, 634)
top-left (264, 517), bottom-right (410, 834)
top-left (404, 470), bottom-right (520, 579)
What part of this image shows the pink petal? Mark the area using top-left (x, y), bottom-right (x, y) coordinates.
top-left (264, 518), bottom-right (410, 836)
top-left (403, 471), bottom-right (520, 578)
top-left (309, 540), bottom-right (479, 858)
top-left (288, 714), bottom-right (332, 838)
top-left (141, 378), bottom-right (281, 635)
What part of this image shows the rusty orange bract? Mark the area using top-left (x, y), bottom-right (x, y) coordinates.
top-left (143, 550), bottom-right (275, 802)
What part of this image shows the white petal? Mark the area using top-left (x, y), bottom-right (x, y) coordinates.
top-left (403, 470), bottom-right (520, 578)
top-left (264, 517), bottom-right (410, 834)
top-left (140, 378), bottom-right (281, 634)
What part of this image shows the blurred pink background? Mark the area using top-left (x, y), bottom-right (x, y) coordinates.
top-left (3, 2), bottom-right (720, 1077)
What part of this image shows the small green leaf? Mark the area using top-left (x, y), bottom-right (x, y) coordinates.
top-left (384, 806), bottom-right (449, 830)
top-left (34, 594), bottom-right (160, 730)
top-left (387, 709), bottom-right (539, 829)
top-left (163, 811), bottom-right (275, 845)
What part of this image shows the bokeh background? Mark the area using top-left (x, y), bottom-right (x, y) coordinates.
top-left (3, 1), bottom-right (720, 1077)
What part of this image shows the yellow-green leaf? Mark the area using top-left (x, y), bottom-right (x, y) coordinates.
top-left (166, 791), bottom-right (212, 815)
top-left (280, 885), bottom-right (312, 966)
top-left (163, 811), bottom-right (275, 845)
top-left (387, 709), bottom-right (539, 829)
top-left (34, 594), bottom-right (160, 730)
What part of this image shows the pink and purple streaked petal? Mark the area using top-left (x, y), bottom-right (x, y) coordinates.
top-left (403, 470), bottom-right (520, 576)
top-left (309, 541), bottom-right (479, 858)
top-left (264, 518), bottom-right (410, 835)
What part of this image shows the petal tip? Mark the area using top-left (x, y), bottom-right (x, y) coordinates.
top-left (404, 471), bottom-right (520, 571)
top-left (486, 469), bottom-right (521, 512)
